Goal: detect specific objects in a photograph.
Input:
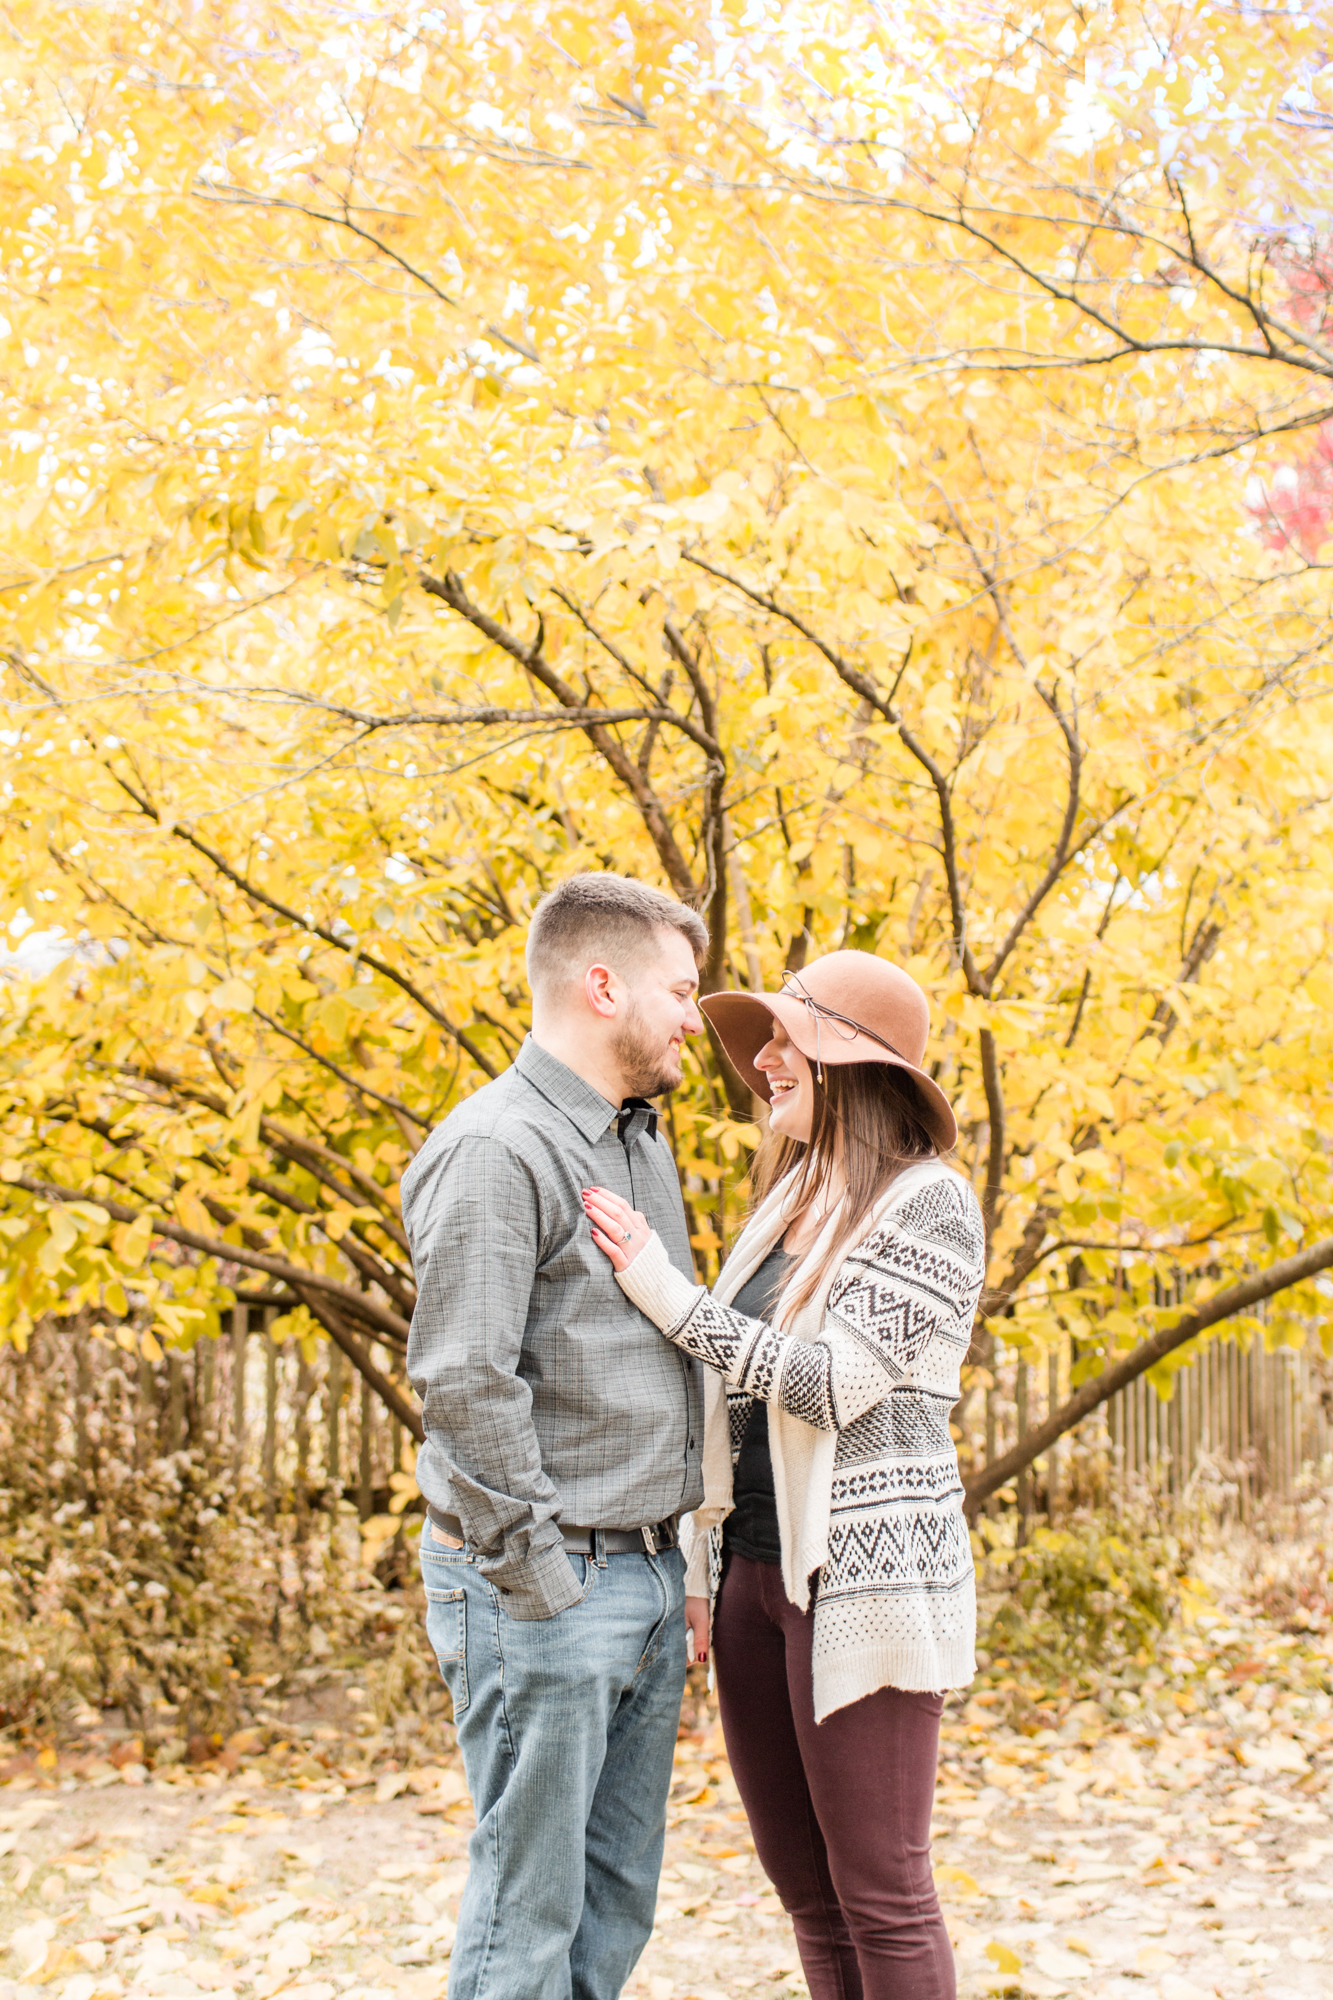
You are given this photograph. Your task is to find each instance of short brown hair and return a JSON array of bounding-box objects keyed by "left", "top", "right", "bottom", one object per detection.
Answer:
[{"left": 526, "top": 872, "right": 707, "bottom": 1002}]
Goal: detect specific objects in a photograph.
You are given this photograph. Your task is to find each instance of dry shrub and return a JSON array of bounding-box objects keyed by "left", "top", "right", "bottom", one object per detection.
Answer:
[
  {"left": 0, "top": 1332, "right": 429, "bottom": 1743},
  {"left": 980, "top": 1511, "right": 1185, "bottom": 1684}
]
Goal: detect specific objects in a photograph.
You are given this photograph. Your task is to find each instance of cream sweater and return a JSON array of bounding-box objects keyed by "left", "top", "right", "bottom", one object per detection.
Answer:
[{"left": 618, "top": 1161, "right": 985, "bottom": 1721}]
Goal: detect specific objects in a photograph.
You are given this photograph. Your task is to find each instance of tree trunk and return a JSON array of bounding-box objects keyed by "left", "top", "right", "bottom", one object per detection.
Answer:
[
  {"left": 263, "top": 1312, "right": 278, "bottom": 1526},
  {"left": 326, "top": 1340, "right": 342, "bottom": 1500},
  {"left": 231, "top": 1303, "right": 247, "bottom": 1482},
  {"left": 1046, "top": 1348, "right": 1061, "bottom": 1525},
  {"left": 137, "top": 1352, "right": 157, "bottom": 1467},
  {"left": 1015, "top": 1356, "right": 1031, "bottom": 1547},
  {"left": 166, "top": 1351, "right": 185, "bottom": 1456},
  {"left": 75, "top": 1340, "right": 91, "bottom": 1489},
  {"left": 358, "top": 1375, "right": 373, "bottom": 1522},
  {"left": 295, "top": 1347, "right": 312, "bottom": 1536},
  {"left": 984, "top": 1375, "right": 998, "bottom": 1519},
  {"left": 198, "top": 1335, "right": 216, "bottom": 1459}
]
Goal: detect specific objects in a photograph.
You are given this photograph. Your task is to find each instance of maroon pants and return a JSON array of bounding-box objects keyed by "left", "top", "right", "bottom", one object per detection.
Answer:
[{"left": 713, "top": 1553, "right": 954, "bottom": 2000}]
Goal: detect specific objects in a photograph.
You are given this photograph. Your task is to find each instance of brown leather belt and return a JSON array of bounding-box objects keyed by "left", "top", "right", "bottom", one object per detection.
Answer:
[{"left": 427, "top": 1504, "right": 678, "bottom": 1557}]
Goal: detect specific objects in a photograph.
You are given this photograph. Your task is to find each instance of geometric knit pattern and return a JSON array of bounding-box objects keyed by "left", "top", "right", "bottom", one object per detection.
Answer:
[{"left": 666, "top": 1165, "right": 986, "bottom": 1706}]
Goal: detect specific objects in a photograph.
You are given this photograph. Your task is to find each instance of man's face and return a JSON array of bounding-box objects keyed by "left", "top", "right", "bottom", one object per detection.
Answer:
[{"left": 612, "top": 930, "right": 703, "bottom": 1097}]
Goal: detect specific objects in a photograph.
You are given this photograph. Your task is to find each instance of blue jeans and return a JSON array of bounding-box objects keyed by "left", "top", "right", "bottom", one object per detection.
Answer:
[{"left": 420, "top": 1524, "right": 687, "bottom": 2000}]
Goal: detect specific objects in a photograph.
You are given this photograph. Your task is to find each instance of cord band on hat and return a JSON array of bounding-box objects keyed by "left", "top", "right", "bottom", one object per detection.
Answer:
[{"left": 779, "top": 969, "right": 910, "bottom": 1078}]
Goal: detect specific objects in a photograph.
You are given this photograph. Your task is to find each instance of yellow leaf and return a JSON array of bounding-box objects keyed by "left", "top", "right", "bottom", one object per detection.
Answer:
[
  {"left": 176, "top": 1187, "right": 212, "bottom": 1235},
  {"left": 46, "top": 1209, "right": 78, "bottom": 1253},
  {"left": 112, "top": 1217, "right": 154, "bottom": 1270},
  {"left": 934, "top": 1866, "right": 981, "bottom": 1897},
  {"left": 211, "top": 978, "right": 254, "bottom": 1014}
]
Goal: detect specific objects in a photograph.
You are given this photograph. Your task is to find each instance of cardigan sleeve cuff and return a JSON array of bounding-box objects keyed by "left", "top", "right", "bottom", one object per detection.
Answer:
[
  {"left": 615, "top": 1229, "right": 703, "bottom": 1331},
  {"left": 683, "top": 1534, "right": 712, "bottom": 1599}
]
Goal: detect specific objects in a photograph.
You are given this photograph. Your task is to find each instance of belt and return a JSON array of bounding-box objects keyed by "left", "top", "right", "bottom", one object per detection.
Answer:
[{"left": 427, "top": 1504, "right": 678, "bottom": 1557}]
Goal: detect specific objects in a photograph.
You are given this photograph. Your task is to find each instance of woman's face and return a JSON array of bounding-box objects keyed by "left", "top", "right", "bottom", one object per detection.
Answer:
[{"left": 755, "top": 1020, "right": 815, "bottom": 1143}]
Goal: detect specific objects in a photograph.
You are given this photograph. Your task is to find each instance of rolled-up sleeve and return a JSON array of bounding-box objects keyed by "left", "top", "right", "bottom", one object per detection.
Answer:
[{"left": 405, "top": 1133, "right": 582, "bottom": 1620}]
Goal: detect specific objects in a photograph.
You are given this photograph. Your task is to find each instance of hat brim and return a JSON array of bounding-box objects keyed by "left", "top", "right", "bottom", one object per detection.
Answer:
[{"left": 701, "top": 990, "right": 958, "bottom": 1153}]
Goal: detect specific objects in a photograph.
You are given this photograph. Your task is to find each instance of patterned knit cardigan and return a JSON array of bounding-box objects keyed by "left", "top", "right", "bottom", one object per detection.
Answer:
[{"left": 617, "top": 1159, "right": 986, "bottom": 1721}]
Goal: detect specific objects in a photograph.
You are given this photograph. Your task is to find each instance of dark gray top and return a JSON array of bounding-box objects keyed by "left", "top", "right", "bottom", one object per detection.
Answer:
[
  {"left": 721, "top": 1247, "right": 795, "bottom": 1566},
  {"left": 402, "top": 1036, "right": 704, "bottom": 1619}
]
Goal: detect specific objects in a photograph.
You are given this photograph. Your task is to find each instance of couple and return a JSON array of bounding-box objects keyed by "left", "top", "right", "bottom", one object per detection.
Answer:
[{"left": 402, "top": 873, "right": 986, "bottom": 2000}]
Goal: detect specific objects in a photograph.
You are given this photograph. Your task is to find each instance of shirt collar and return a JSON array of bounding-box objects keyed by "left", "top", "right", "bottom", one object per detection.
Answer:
[
  {"left": 514, "top": 1037, "right": 657, "bottom": 1146},
  {"left": 617, "top": 1098, "right": 660, "bottom": 1145}
]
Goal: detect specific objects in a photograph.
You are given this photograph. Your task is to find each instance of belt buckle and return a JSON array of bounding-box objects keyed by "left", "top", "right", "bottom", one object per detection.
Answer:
[{"left": 640, "top": 1524, "right": 657, "bottom": 1555}]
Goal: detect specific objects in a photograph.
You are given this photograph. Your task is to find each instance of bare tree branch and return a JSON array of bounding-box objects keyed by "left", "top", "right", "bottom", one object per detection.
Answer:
[
  {"left": 754, "top": 169, "right": 1333, "bottom": 385},
  {"left": 292, "top": 1285, "right": 424, "bottom": 1440},
  {"left": 937, "top": 501, "right": 1085, "bottom": 995},
  {"left": 682, "top": 551, "right": 984, "bottom": 990},
  {"left": 249, "top": 1004, "right": 428, "bottom": 1132},
  {"left": 127, "top": 1062, "right": 411, "bottom": 1253},
  {"left": 980, "top": 688, "right": 1082, "bottom": 992},
  {"left": 977, "top": 1203, "right": 1054, "bottom": 1328},
  {"left": 108, "top": 771, "right": 498, "bottom": 1078},
  {"left": 239, "top": 1168, "right": 415, "bottom": 1313},
  {"left": 14, "top": 1175, "right": 411, "bottom": 1344},
  {"left": 192, "top": 180, "right": 460, "bottom": 311},
  {"left": 964, "top": 1235, "right": 1333, "bottom": 1509},
  {"left": 662, "top": 616, "right": 729, "bottom": 996},
  {"left": 978, "top": 1027, "right": 1007, "bottom": 1247},
  {"left": 420, "top": 569, "right": 703, "bottom": 903},
  {"left": 176, "top": 686, "right": 700, "bottom": 735}
]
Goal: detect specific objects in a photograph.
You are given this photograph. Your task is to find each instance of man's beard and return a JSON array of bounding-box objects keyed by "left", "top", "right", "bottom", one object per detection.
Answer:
[{"left": 612, "top": 1000, "right": 682, "bottom": 1099}]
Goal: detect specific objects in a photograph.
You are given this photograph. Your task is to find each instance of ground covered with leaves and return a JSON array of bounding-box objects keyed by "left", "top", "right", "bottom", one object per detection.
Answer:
[{"left": 2, "top": 1524, "right": 1333, "bottom": 2000}]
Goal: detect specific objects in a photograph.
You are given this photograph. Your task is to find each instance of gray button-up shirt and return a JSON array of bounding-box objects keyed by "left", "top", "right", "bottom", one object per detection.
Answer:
[{"left": 402, "top": 1037, "right": 705, "bottom": 1619}]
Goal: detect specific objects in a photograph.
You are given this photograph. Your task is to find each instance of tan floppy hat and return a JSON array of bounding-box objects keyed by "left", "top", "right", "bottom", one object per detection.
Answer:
[{"left": 701, "top": 949, "right": 957, "bottom": 1153}]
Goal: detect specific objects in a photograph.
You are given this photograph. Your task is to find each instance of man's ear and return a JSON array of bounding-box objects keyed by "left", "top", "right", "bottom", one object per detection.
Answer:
[{"left": 584, "top": 961, "right": 621, "bottom": 1019}]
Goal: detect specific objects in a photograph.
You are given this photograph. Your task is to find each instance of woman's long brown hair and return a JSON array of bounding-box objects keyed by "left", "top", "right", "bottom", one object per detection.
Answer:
[{"left": 752, "top": 1060, "right": 939, "bottom": 1321}]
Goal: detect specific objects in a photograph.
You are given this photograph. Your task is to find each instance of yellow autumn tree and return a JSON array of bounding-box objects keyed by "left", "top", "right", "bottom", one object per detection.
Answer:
[{"left": 2, "top": 0, "right": 1333, "bottom": 1491}]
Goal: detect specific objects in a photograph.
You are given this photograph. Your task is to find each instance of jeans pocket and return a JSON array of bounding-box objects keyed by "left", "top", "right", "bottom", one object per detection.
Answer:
[
  {"left": 567, "top": 1553, "right": 599, "bottom": 1606},
  {"left": 424, "top": 1585, "right": 469, "bottom": 1716},
  {"left": 422, "top": 1543, "right": 470, "bottom": 1573},
  {"left": 493, "top": 1553, "right": 599, "bottom": 1622}
]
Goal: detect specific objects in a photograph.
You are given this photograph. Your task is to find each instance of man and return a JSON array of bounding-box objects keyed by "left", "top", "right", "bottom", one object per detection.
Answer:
[{"left": 403, "top": 872, "right": 708, "bottom": 2000}]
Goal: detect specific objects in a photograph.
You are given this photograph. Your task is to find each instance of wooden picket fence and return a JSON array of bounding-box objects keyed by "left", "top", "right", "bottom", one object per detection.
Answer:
[
  {"left": 4, "top": 1298, "right": 415, "bottom": 1524},
  {"left": 9, "top": 1304, "right": 1332, "bottom": 1534},
  {"left": 1105, "top": 1338, "right": 1333, "bottom": 1515},
  {"left": 987, "top": 1334, "right": 1333, "bottom": 1528}
]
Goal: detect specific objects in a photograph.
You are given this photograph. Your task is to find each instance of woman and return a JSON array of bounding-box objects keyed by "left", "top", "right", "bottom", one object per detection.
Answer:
[{"left": 583, "top": 950, "right": 985, "bottom": 2000}]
